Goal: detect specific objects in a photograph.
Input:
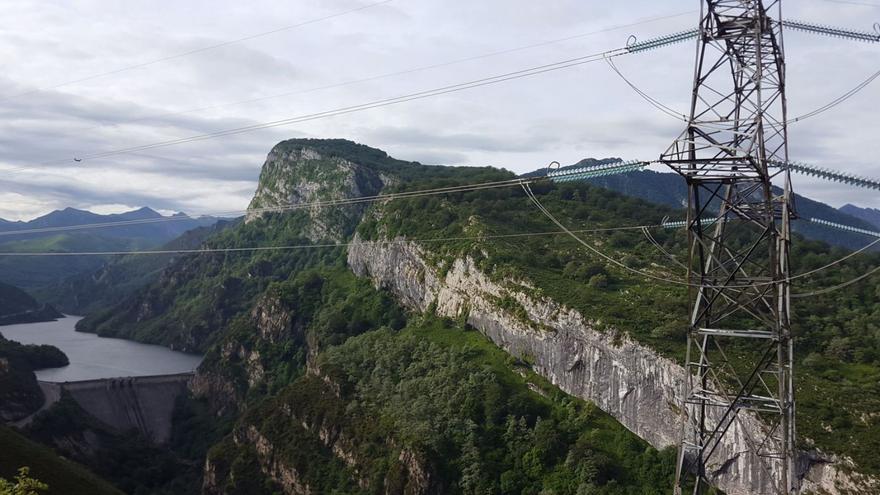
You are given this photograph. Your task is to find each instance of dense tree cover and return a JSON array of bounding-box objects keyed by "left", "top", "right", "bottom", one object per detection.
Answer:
[
  {"left": 0, "top": 283, "right": 61, "bottom": 325},
  {"left": 271, "top": 138, "right": 505, "bottom": 184},
  {"left": 315, "top": 320, "right": 678, "bottom": 494},
  {"left": 0, "top": 234, "right": 163, "bottom": 291},
  {"left": 200, "top": 266, "right": 406, "bottom": 406},
  {"left": 190, "top": 254, "right": 677, "bottom": 494},
  {"left": 0, "top": 283, "right": 42, "bottom": 316},
  {"left": 36, "top": 220, "right": 237, "bottom": 315},
  {"left": 76, "top": 211, "right": 345, "bottom": 352},
  {"left": 0, "top": 336, "right": 68, "bottom": 421},
  {"left": 0, "top": 336, "right": 67, "bottom": 370},
  {"left": 214, "top": 308, "right": 678, "bottom": 494}
]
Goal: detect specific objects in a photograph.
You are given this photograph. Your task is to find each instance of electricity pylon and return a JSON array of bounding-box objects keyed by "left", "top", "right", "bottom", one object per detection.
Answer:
[{"left": 660, "top": 1, "right": 796, "bottom": 494}]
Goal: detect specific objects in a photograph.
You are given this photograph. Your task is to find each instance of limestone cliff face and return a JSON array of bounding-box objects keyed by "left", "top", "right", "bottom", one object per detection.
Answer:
[
  {"left": 247, "top": 142, "right": 389, "bottom": 241},
  {"left": 347, "top": 235, "right": 877, "bottom": 495}
]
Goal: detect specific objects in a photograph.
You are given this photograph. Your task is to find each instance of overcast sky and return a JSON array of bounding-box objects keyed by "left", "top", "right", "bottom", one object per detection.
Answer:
[{"left": 0, "top": 0, "right": 878, "bottom": 220}]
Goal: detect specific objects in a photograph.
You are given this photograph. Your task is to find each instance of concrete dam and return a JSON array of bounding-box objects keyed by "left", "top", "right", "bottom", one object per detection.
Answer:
[{"left": 38, "top": 373, "right": 193, "bottom": 444}]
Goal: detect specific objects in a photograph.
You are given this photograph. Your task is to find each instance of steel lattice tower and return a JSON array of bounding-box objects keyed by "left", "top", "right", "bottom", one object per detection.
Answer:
[{"left": 660, "top": 1, "right": 796, "bottom": 493}]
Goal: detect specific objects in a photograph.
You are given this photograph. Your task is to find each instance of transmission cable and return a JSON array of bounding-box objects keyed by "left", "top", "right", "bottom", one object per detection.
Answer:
[
  {"left": 0, "top": 0, "right": 396, "bottom": 102},
  {"left": 604, "top": 56, "right": 880, "bottom": 125},
  {"left": 26, "top": 49, "right": 629, "bottom": 168},
  {"left": 604, "top": 55, "right": 687, "bottom": 121},
  {"left": 74, "top": 10, "right": 696, "bottom": 135},
  {"left": 792, "top": 264, "right": 880, "bottom": 297},
  {"left": 3, "top": 169, "right": 876, "bottom": 290},
  {"left": 787, "top": 68, "right": 880, "bottom": 123},
  {"left": 522, "top": 182, "right": 880, "bottom": 289},
  {"left": 522, "top": 181, "right": 700, "bottom": 287},
  {"left": 0, "top": 224, "right": 660, "bottom": 257},
  {"left": 642, "top": 226, "right": 689, "bottom": 270},
  {"left": 0, "top": 177, "right": 533, "bottom": 237}
]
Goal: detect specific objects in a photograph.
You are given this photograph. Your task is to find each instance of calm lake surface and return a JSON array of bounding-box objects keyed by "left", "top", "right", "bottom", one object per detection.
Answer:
[{"left": 0, "top": 316, "right": 202, "bottom": 382}]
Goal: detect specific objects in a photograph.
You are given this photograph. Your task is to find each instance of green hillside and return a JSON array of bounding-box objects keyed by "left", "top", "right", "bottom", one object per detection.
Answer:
[
  {"left": 0, "top": 426, "right": 122, "bottom": 495},
  {"left": 48, "top": 139, "right": 880, "bottom": 492},
  {"left": 36, "top": 219, "right": 238, "bottom": 315},
  {"left": 0, "top": 207, "right": 223, "bottom": 291},
  {"left": 0, "top": 233, "right": 145, "bottom": 290},
  {"left": 0, "top": 282, "right": 61, "bottom": 326}
]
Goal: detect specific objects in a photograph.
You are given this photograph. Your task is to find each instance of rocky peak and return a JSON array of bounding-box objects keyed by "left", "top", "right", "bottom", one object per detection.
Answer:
[{"left": 246, "top": 139, "right": 389, "bottom": 241}]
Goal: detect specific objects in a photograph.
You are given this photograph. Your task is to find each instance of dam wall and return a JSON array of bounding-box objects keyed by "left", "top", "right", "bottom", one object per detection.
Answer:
[{"left": 42, "top": 373, "right": 192, "bottom": 443}]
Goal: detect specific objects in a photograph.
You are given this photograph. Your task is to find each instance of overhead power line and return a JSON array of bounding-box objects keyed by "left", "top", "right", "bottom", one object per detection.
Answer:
[
  {"left": 0, "top": 177, "right": 533, "bottom": 237},
  {"left": 0, "top": 224, "right": 659, "bottom": 257},
  {"left": 74, "top": 10, "right": 696, "bottom": 134},
  {"left": 27, "top": 48, "right": 633, "bottom": 168},
  {"left": 525, "top": 181, "right": 880, "bottom": 290},
  {"left": 6, "top": 156, "right": 877, "bottom": 239},
  {"left": 792, "top": 265, "right": 880, "bottom": 297},
  {"left": 1, "top": 171, "right": 876, "bottom": 295},
  {"left": 547, "top": 157, "right": 880, "bottom": 192},
  {"left": 821, "top": 0, "right": 880, "bottom": 6},
  {"left": 807, "top": 217, "right": 880, "bottom": 237},
  {"left": 11, "top": 25, "right": 708, "bottom": 173},
  {"left": 523, "top": 181, "right": 764, "bottom": 289},
  {"left": 635, "top": 19, "right": 880, "bottom": 44},
  {"left": 547, "top": 159, "right": 652, "bottom": 182},
  {"left": 0, "top": 0, "right": 396, "bottom": 102},
  {"left": 606, "top": 57, "right": 880, "bottom": 125}
]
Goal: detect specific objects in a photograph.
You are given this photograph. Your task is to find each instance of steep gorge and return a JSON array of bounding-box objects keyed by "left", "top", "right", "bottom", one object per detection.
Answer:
[{"left": 44, "top": 138, "right": 880, "bottom": 494}]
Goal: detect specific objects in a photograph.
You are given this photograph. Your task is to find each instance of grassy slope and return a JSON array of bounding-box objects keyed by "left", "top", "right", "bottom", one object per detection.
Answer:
[{"left": 0, "top": 426, "right": 122, "bottom": 495}]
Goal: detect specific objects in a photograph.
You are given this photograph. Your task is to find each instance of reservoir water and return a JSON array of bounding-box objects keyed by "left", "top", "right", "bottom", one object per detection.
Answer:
[{"left": 0, "top": 316, "right": 203, "bottom": 382}]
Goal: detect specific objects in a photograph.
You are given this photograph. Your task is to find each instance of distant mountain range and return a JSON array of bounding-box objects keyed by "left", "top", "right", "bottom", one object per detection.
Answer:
[
  {"left": 840, "top": 204, "right": 880, "bottom": 231},
  {"left": 0, "top": 207, "right": 229, "bottom": 289},
  {"left": 0, "top": 206, "right": 223, "bottom": 241}
]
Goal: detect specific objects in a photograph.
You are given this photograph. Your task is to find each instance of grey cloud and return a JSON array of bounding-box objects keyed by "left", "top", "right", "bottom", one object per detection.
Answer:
[
  {"left": 361, "top": 126, "right": 562, "bottom": 153},
  {"left": 0, "top": 0, "right": 877, "bottom": 221}
]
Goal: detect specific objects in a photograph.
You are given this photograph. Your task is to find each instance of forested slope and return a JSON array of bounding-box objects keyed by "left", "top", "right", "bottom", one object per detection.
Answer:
[{"left": 48, "top": 138, "right": 880, "bottom": 494}]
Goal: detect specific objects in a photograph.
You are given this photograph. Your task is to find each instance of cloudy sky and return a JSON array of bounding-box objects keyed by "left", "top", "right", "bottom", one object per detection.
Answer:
[{"left": 0, "top": 0, "right": 877, "bottom": 220}]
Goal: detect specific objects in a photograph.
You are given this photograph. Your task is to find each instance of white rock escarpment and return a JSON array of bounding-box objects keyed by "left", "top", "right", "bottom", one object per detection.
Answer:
[
  {"left": 347, "top": 235, "right": 876, "bottom": 495},
  {"left": 246, "top": 145, "right": 387, "bottom": 241}
]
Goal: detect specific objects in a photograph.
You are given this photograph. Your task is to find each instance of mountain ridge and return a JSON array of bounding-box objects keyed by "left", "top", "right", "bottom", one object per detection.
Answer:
[
  {"left": 26, "top": 138, "right": 880, "bottom": 494},
  {"left": 840, "top": 203, "right": 880, "bottom": 230},
  {"left": 0, "top": 282, "right": 62, "bottom": 326},
  {"left": 0, "top": 206, "right": 223, "bottom": 239},
  {"left": 0, "top": 207, "right": 228, "bottom": 290}
]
